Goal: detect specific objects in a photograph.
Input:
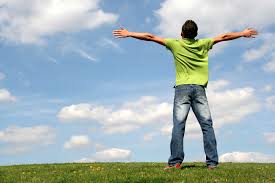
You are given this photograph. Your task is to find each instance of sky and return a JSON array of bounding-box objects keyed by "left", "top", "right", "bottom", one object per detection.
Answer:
[{"left": 0, "top": 0, "right": 275, "bottom": 165}]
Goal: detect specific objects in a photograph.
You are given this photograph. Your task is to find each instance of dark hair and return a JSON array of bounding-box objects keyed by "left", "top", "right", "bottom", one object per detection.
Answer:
[{"left": 181, "top": 20, "right": 198, "bottom": 39}]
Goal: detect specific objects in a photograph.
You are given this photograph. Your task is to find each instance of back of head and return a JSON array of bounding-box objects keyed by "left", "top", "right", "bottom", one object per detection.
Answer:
[{"left": 181, "top": 20, "right": 198, "bottom": 39}]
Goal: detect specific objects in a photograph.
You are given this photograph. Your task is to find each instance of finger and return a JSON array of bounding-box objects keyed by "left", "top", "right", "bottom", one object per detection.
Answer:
[
  {"left": 249, "top": 34, "right": 257, "bottom": 38},
  {"left": 112, "top": 32, "right": 120, "bottom": 35},
  {"left": 113, "top": 33, "right": 124, "bottom": 36},
  {"left": 249, "top": 31, "right": 258, "bottom": 35},
  {"left": 113, "top": 31, "right": 122, "bottom": 35},
  {"left": 250, "top": 29, "right": 258, "bottom": 33},
  {"left": 112, "top": 32, "right": 123, "bottom": 36},
  {"left": 114, "top": 36, "right": 125, "bottom": 38},
  {"left": 113, "top": 34, "right": 122, "bottom": 37}
]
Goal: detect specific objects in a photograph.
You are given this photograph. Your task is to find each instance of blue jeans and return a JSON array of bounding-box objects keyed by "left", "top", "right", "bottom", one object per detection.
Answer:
[{"left": 168, "top": 84, "right": 218, "bottom": 166}]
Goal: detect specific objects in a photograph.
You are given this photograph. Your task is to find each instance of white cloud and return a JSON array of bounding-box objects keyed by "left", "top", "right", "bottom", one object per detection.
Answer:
[
  {"left": 64, "top": 135, "right": 90, "bottom": 149},
  {"left": 266, "top": 96, "right": 275, "bottom": 111},
  {"left": 161, "top": 80, "right": 261, "bottom": 138},
  {"left": 103, "top": 125, "right": 140, "bottom": 135},
  {"left": 0, "top": 125, "right": 56, "bottom": 155},
  {"left": 58, "top": 103, "right": 111, "bottom": 122},
  {"left": 160, "top": 119, "right": 202, "bottom": 140},
  {"left": 143, "top": 132, "right": 158, "bottom": 142},
  {"left": 0, "top": 146, "right": 31, "bottom": 155},
  {"left": 207, "top": 81, "right": 261, "bottom": 128},
  {"left": 47, "top": 57, "right": 58, "bottom": 64},
  {"left": 242, "top": 33, "right": 275, "bottom": 62},
  {"left": 242, "top": 44, "right": 270, "bottom": 62},
  {"left": 207, "top": 80, "right": 230, "bottom": 91},
  {"left": 0, "top": 88, "right": 16, "bottom": 102},
  {"left": 263, "top": 84, "right": 272, "bottom": 92},
  {"left": 0, "top": 72, "right": 6, "bottom": 80},
  {"left": 0, "top": 125, "right": 55, "bottom": 144},
  {"left": 98, "top": 38, "right": 124, "bottom": 52},
  {"left": 0, "top": 0, "right": 118, "bottom": 44},
  {"left": 263, "top": 54, "right": 275, "bottom": 73},
  {"left": 75, "top": 49, "right": 97, "bottom": 62},
  {"left": 58, "top": 80, "right": 260, "bottom": 138},
  {"left": 220, "top": 152, "right": 275, "bottom": 163},
  {"left": 60, "top": 42, "right": 98, "bottom": 63},
  {"left": 264, "top": 132, "right": 275, "bottom": 145},
  {"left": 160, "top": 124, "right": 172, "bottom": 136},
  {"left": 58, "top": 96, "right": 172, "bottom": 134},
  {"left": 77, "top": 148, "right": 132, "bottom": 162},
  {"left": 242, "top": 33, "right": 275, "bottom": 73},
  {"left": 155, "top": 0, "right": 275, "bottom": 37},
  {"left": 94, "top": 143, "right": 106, "bottom": 152}
]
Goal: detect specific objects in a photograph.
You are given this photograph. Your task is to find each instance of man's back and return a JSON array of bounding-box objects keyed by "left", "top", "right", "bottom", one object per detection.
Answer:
[{"left": 164, "top": 38, "right": 214, "bottom": 87}]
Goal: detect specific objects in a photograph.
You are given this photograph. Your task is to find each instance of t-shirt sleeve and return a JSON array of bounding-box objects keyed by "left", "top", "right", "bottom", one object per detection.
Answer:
[
  {"left": 164, "top": 38, "right": 176, "bottom": 51},
  {"left": 202, "top": 38, "right": 214, "bottom": 51}
]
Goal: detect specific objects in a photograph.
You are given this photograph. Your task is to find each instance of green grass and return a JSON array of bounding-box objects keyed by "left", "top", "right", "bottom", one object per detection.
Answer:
[{"left": 0, "top": 162, "right": 274, "bottom": 183}]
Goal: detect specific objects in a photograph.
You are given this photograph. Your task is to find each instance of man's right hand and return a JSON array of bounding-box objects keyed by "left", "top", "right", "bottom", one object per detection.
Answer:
[
  {"left": 113, "top": 27, "right": 131, "bottom": 38},
  {"left": 112, "top": 27, "right": 165, "bottom": 46},
  {"left": 242, "top": 28, "right": 258, "bottom": 38}
]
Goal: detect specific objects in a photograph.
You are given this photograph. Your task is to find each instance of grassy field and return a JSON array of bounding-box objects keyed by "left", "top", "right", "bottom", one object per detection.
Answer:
[{"left": 0, "top": 162, "right": 274, "bottom": 183}]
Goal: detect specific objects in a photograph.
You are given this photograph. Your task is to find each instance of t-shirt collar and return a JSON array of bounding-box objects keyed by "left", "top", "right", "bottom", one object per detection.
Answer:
[{"left": 182, "top": 38, "right": 196, "bottom": 42}]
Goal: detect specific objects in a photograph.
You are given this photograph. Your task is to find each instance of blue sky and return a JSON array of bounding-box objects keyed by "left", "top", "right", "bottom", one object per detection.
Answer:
[{"left": 0, "top": 0, "right": 275, "bottom": 165}]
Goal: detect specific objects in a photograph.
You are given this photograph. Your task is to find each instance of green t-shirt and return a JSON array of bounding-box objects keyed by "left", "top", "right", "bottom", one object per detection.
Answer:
[{"left": 164, "top": 38, "right": 214, "bottom": 87}]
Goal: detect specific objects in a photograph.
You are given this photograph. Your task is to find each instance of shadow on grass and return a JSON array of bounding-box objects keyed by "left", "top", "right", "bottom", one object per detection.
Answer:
[{"left": 181, "top": 164, "right": 206, "bottom": 170}]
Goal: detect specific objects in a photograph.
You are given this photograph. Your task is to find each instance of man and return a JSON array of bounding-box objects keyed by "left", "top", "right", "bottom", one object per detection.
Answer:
[{"left": 113, "top": 20, "right": 258, "bottom": 170}]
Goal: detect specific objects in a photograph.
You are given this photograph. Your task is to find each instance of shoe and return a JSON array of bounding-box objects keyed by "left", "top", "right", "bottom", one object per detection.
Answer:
[
  {"left": 164, "top": 163, "right": 182, "bottom": 170},
  {"left": 207, "top": 165, "right": 217, "bottom": 170}
]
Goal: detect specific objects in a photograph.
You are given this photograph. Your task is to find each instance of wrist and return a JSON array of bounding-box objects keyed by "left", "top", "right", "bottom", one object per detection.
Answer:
[
  {"left": 127, "top": 32, "right": 133, "bottom": 37},
  {"left": 240, "top": 31, "right": 247, "bottom": 37}
]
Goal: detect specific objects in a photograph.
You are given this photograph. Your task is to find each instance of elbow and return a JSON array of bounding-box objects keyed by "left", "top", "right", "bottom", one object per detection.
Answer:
[
  {"left": 221, "top": 34, "right": 230, "bottom": 40},
  {"left": 145, "top": 33, "right": 155, "bottom": 40}
]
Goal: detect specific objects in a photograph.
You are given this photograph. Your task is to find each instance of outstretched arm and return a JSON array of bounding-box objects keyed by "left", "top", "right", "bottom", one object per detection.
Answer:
[
  {"left": 112, "top": 28, "right": 165, "bottom": 46},
  {"left": 213, "top": 28, "right": 258, "bottom": 44}
]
